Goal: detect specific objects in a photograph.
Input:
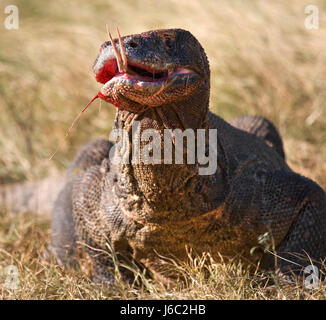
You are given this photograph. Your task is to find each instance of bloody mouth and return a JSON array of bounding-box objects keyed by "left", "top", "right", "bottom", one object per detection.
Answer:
[{"left": 96, "top": 58, "right": 170, "bottom": 84}]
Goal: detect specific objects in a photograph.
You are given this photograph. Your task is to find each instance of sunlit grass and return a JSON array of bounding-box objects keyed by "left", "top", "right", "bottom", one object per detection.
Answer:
[
  {"left": 1, "top": 211, "right": 326, "bottom": 299},
  {"left": 0, "top": 0, "right": 326, "bottom": 299}
]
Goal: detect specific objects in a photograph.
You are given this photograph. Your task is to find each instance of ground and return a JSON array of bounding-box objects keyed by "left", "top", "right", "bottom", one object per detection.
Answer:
[{"left": 0, "top": 0, "right": 326, "bottom": 299}]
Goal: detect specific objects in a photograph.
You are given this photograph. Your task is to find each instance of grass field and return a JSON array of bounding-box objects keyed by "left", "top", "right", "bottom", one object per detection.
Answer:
[{"left": 1, "top": 0, "right": 326, "bottom": 299}]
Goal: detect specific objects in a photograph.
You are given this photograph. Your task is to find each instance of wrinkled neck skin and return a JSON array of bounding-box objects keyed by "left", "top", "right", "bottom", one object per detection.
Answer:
[{"left": 110, "top": 84, "right": 223, "bottom": 223}]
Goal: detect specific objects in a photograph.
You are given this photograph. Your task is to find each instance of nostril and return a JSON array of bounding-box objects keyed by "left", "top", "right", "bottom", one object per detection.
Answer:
[{"left": 128, "top": 40, "right": 138, "bottom": 48}]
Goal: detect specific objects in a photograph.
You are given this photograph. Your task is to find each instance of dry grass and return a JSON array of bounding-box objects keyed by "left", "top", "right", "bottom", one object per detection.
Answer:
[
  {"left": 2, "top": 210, "right": 326, "bottom": 300},
  {"left": 0, "top": 0, "right": 326, "bottom": 299}
]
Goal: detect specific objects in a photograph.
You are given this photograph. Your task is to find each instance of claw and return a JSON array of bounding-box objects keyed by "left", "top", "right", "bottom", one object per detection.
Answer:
[
  {"left": 106, "top": 24, "right": 124, "bottom": 73},
  {"left": 116, "top": 26, "right": 128, "bottom": 72}
]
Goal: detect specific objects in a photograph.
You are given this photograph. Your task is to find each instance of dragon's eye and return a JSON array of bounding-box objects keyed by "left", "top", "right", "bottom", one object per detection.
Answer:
[{"left": 128, "top": 40, "right": 138, "bottom": 48}]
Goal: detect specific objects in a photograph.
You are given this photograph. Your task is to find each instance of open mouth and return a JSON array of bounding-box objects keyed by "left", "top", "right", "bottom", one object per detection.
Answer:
[
  {"left": 95, "top": 56, "right": 196, "bottom": 88},
  {"left": 95, "top": 59, "right": 171, "bottom": 84},
  {"left": 95, "top": 27, "right": 194, "bottom": 87},
  {"left": 127, "top": 63, "right": 169, "bottom": 80},
  {"left": 93, "top": 28, "right": 201, "bottom": 110}
]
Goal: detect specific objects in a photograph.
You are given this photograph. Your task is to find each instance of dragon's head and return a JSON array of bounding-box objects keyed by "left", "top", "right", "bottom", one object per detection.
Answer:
[{"left": 93, "top": 28, "right": 210, "bottom": 112}]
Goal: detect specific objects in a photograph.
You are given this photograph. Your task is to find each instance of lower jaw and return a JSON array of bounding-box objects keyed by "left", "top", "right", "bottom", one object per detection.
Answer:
[{"left": 98, "top": 91, "right": 137, "bottom": 111}]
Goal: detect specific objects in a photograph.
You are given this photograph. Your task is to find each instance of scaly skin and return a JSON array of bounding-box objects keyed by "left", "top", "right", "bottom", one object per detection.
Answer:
[{"left": 49, "top": 28, "right": 326, "bottom": 284}]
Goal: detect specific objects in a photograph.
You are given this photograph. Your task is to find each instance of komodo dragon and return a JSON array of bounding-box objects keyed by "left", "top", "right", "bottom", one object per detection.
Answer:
[{"left": 2, "top": 28, "right": 326, "bottom": 284}]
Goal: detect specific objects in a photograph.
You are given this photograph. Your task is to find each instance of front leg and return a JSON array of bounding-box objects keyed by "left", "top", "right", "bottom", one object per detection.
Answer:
[
  {"left": 51, "top": 139, "right": 113, "bottom": 266},
  {"left": 227, "top": 170, "right": 326, "bottom": 278},
  {"left": 72, "top": 157, "right": 137, "bottom": 285},
  {"left": 261, "top": 175, "right": 326, "bottom": 278}
]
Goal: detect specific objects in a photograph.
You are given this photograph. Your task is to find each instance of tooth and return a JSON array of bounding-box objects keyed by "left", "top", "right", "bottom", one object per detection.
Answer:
[
  {"left": 106, "top": 24, "right": 123, "bottom": 73},
  {"left": 116, "top": 26, "right": 128, "bottom": 73}
]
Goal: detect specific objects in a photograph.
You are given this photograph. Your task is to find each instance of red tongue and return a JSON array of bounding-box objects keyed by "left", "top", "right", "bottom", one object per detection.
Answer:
[{"left": 96, "top": 59, "right": 118, "bottom": 84}]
